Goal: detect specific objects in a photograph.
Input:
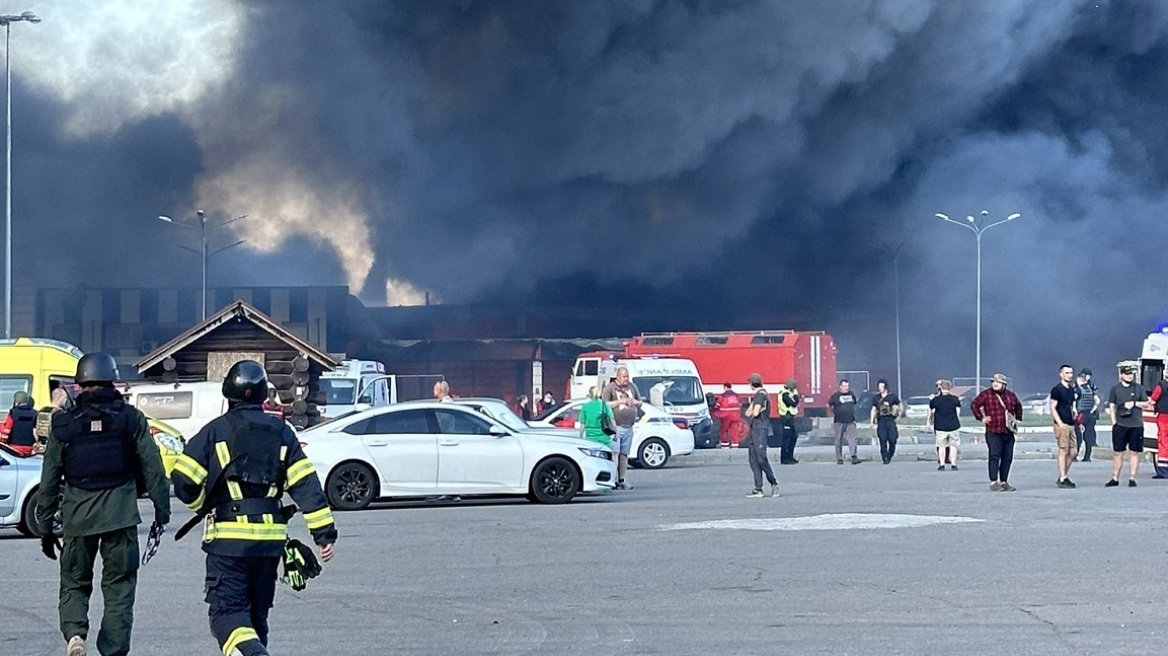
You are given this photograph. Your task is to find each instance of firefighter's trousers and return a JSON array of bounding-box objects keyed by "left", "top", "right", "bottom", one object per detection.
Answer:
[{"left": 205, "top": 552, "right": 280, "bottom": 656}]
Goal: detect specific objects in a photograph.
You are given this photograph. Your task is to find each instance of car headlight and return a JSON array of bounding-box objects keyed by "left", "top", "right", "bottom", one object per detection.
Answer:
[{"left": 579, "top": 447, "right": 612, "bottom": 460}]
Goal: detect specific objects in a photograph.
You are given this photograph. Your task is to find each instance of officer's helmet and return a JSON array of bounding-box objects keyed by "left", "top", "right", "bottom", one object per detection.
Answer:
[
  {"left": 223, "top": 360, "right": 269, "bottom": 403},
  {"left": 75, "top": 353, "right": 120, "bottom": 386}
]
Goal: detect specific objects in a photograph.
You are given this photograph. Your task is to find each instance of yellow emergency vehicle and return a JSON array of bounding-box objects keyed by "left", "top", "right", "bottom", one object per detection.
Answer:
[{"left": 0, "top": 337, "right": 184, "bottom": 473}]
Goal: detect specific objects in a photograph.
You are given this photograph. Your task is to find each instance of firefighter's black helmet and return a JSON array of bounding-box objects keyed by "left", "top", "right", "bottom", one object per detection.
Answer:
[
  {"left": 75, "top": 353, "right": 120, "bottom": 386},
  {"left": 222, "top": 360, "right": 269, "bottom": 403}
]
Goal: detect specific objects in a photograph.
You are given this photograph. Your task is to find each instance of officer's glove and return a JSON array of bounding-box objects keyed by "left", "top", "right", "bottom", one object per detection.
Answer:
[
  {"left": 41, "top": 535, "right": 62, "bottom": 561},
  {"left": 282, "top": 539, "right": 322, "bottom": 591}
]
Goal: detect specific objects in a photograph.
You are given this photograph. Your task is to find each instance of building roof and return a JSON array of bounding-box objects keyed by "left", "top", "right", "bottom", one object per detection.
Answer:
[{"left": 135, "top": 300, "right": 339, "bottom": 373}]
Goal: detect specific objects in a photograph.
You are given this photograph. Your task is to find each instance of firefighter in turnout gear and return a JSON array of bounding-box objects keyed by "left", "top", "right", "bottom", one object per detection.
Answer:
[
  {"left": 171, "top": 360, "right": 337, "bottom": 656},
  {"left": 36, "top": 353, "right": 172, "bottom": 656}
]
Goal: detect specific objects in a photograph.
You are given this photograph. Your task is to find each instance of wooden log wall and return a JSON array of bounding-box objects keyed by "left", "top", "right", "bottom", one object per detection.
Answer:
[{"left": 142, "top": 320, "right": 335, "bottom": 428}]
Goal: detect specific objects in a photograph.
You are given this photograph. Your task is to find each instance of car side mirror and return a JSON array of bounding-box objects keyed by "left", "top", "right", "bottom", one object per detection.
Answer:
[
  {"left": 489, "top": 426, "right": 509, "bottom": 437},
  {"left": 358, "top": 395, "right": 372, "bottom": 404}
]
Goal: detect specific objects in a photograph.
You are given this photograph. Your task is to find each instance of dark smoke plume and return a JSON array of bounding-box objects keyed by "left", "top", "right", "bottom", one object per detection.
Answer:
[{"left": 9, "top": 0, "right": 1168, "bottom": 393}]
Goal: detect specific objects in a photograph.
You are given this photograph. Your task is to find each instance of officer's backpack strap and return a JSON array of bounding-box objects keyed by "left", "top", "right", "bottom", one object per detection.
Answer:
[{"left": 213, "top": 497, "right": 283, "bottom": 522}]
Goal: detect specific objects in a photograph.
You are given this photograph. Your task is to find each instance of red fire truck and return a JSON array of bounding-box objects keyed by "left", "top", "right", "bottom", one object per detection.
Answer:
[{"left": 623, "top": 331, "right": 836, "bottom": 417}]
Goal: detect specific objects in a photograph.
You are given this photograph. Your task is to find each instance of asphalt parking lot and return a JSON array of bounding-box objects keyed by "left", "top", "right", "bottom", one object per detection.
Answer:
[{"left": 4, "top": 457, "right": 1168, "bottom": 656}]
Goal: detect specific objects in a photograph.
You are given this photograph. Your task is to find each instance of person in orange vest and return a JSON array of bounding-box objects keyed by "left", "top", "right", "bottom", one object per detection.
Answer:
[{"left": 716, "top": 383, "right": 743, "bottom": 448}]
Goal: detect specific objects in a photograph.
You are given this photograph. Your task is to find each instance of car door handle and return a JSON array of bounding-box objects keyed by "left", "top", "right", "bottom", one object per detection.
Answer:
[
  {"left": 366, "top": 439, "right": 388, "bottom": 447},
  {"left": 439, "top": 440, "right": 459, "bottom": 447}
]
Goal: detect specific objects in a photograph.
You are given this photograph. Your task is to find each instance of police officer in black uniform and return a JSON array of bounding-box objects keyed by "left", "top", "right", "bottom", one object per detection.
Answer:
[
  {"left": 36, "top": 353, "right": 171, "bottom": 656},
  {"left": 172, "top": 360, "right": 337, "bottom": 656},
  {"left": 3, "top": 390, "right": 37, "bottom": 454}
]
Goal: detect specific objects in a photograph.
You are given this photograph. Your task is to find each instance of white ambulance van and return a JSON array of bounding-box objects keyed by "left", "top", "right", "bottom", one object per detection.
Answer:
[{"left": 594, "top": 357, "right": 712, "bottom": 432}]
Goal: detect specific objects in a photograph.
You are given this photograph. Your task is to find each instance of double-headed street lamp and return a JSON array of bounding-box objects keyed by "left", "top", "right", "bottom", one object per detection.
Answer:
[
  {"left": 935, "top": 210, "right": 1022, "bottom": 390},
  {"left": 158, "top": 210, "right": 248, "bottom": 321},
  {"left": 2, "top": 10, "right": 40, "bottom": 339}
]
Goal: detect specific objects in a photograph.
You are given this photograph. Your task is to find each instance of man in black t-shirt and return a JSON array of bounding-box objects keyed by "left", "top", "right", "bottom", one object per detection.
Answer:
[
  {"left": 743, "top": 374, "right": 778, "bottom": 498},
  {"left": 928, "top": 380, "right": 962, "bottom": 471},
  {"left": 828, "top": 379, "right": 860, "bottom": 465},
  {"left": 1050, "top": 364, "right": 1082, "bottom": 488},
  {"left": 868, "top": 379, "right": 901, "bottom": 464}
]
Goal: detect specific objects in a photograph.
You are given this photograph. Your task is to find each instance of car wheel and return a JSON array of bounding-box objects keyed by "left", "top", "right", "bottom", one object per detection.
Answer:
[
  {"left": 529, "top": 457, "right": 581, "bottom": 504},
  {"left": 636, "top": 437, "right": 670, "bottom": 469},
  {"left": 325, "top": 461, "right": 378, "bottom": 511},
  {"left": 19, "top": 491, "right": 62, "bottom": 538}
]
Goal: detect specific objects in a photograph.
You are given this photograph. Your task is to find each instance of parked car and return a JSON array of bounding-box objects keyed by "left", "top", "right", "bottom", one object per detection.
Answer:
[
  {"left": 902, "top": 396, "right": 932, "bottom": 419},
  {"left": 530, "top": 399, "right": 695, "bottom": 469},
  {"left": 449, "top": 397, "right": 577, "bottom": 438},
  {"left": 1021, "top": 393, "right": 1050, "bottom": 416},
  {"left": 299, "top": 402, "right": 617, "bottom": 510},
  {"left": 0, "top": 444, "right": 60, "bottom": 537}
]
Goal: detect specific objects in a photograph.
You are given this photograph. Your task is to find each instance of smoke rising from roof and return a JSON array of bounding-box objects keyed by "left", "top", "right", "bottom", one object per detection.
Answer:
[{"left": 8, "top": 0, "right": 1168, "bottom": 391}]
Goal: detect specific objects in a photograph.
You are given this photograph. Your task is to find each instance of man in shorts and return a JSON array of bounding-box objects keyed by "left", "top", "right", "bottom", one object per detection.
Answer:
[
  {"left": 1050, "top": 364, "right": 1081, "bottom": 488},
  {"left": 1106, "top": 365, "right": 1150, "bottom": 487},
  {"left": 928, "top": 379, "right": 962, "bottom": 470},
  {"left": 602, "top": 366, "right": 642, "bottom": 490}
]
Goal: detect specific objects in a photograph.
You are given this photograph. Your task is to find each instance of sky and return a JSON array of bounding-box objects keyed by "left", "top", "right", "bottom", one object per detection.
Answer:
[{"left": 3, "top": 0, "right": 1167, "bottom": 394}]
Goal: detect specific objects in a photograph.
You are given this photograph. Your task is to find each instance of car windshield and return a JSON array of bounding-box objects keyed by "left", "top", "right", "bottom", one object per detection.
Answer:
[
  {"left": 633, "top": 376, "right": 704, "bottom": 406},
  {"left": 300, "top": 409, "right": 365, "bottom": 431},
  {"left": 533, "top": 403, "right": 568, "bottom": 422},
  {"left": 320, "top": 378, "right": 358, "bottom": 405},
  {"left": 472, "top": 402, "right": 529, "bottom": 432}
]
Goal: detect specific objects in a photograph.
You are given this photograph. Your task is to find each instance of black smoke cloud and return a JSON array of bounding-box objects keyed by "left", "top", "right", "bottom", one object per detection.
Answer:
[{"left": 12, "top": 0, "right": 1168, "bottom": 393}]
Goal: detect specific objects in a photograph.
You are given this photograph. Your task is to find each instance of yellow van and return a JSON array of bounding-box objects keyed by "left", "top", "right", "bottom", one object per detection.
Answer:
[{"left": 0, "top": 337, "right": 184, "bottom": 474}]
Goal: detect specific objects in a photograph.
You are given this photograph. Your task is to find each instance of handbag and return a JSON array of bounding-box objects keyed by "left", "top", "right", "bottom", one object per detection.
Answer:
[
  {"left": 996, "top": 394, "right": 1020, "bottom": 434},
  {"left": 598, "top": 405, "right": 616, "bottom": 436}
]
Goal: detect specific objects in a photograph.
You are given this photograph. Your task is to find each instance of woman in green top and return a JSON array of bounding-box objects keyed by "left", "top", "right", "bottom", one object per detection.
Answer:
[{"left": 577, "top": 386, "right": 614, "bottom": 446}]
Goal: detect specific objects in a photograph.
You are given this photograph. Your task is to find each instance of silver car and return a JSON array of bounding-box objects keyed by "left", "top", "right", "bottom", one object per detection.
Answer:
[{"left": 0, "top": 445, "right": 51, "bottom": 536}]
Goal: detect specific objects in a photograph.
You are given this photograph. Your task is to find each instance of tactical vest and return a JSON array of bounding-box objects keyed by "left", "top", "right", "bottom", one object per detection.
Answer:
[
  {"left": 776, "top": 390, "right": 797, "bottom": 417},
  {"left": 7, "top": 406, "right": 36, "bottom": 446},
  {"left": 1076, "top": 384, "right": 1095, "bottom": 413},
  {"left": 210, "top": 412, "right": 287, "bottom": 524},
  {"left": 1157, "top": 382, "right": 1168, "bottom": 414},
  {"left": 53, "top": 403, "right": 136, "bottom": 491}
]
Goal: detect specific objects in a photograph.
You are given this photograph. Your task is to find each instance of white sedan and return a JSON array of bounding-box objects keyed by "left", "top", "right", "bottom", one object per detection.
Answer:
[
  {"left": 299, "top": 402, "right": 617, "bottom": 510},
  {"left": 531, "top": 399, "right": 695, "bottom": 469}
]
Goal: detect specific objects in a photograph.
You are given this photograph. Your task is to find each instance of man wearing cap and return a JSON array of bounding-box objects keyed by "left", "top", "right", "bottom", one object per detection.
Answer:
[
  {"left": 743, "top": 373, "right": 778, "bottom": 498},
  {"left": 1050, "top": 364, "right": 1082, "bottom": 488},
  {"left": 1106, "top": 365, "right": 1150, "bottom": 487},
  {"left": 971, "top": 373, "right": 1024, "bottom": 491},
  {"left": 1074, "top": 369, "right": 1100, "bottom": 462},
  {"left": 777, "top": 379, "right": 800, "bottom": 464}
]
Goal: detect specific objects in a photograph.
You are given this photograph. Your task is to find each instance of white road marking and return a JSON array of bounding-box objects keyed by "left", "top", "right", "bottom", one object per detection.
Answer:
[{"left": 659, "top": 513, "right": 983, "bottom": 531}]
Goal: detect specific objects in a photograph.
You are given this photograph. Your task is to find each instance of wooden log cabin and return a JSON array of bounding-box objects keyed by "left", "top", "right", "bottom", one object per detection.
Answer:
[{"left": 135, "top": 300, "right": 339, "bottom": 428}]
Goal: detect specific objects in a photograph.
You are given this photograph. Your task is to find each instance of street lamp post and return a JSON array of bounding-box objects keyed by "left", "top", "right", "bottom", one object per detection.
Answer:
[
  {"left": 158, "top": 210, "right": 247, "bottom": 321},
  {"left": 934, "top": 210, "right": 1022, "bottom": 391},
  {"left": 893, "top": 243, "right": 903, "bottom": 396},
  {"left": 1, "top": 10, "right": 40, "bottom": 339}
]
